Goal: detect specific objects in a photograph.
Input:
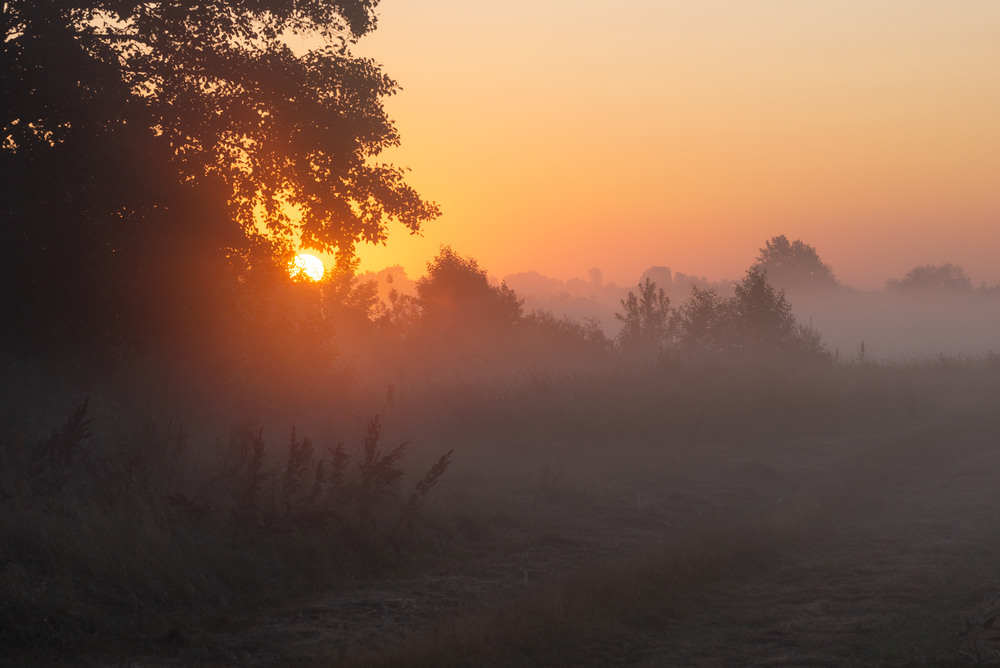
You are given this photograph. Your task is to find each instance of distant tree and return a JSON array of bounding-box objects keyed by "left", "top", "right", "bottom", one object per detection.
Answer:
[
  {"left": 730, "top": 266, "right": 799, "bottom": 356},
  {"left": 374, "top": 273, "right": 421, "bottom": 337},
  {"left": 674, "top": 268, "right": 827, "bottom": 362},
  {"left": 615, "top": 278, "right": 674, "bottom": 356},
  {"left": 639, "top": 266, "right": 673, "bottom": 292},
  {"left": 522, "top": 309, "right": 612, "bottom": 360},
  {"left": 416, "top": 247, "right": 523, "bottom": 334},
  {"left": 886, "top": 263, "right": 973, "bottom": 293},
  {"left": 321, "top": 256, "right": 383, "bottom": 338},
  {"left": 753, "top": 235, "right": 838, "bottom": 289},
  {"left": 675, "top": 286, "right": 731, "bottom": 360}
]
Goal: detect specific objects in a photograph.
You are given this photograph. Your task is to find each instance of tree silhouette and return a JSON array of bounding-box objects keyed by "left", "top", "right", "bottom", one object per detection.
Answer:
[
  {"left": 730, "top": 266, "right": 799, "bottom": 356},
  {"left": 674, "top": 267, "right": 826, "bottom": 362},
  {"left": 753, "top": 235, "right": 838, "bottom": 289},
  {"left": 416, "top": 247, "right": 523, "bottom": 335},
  {"left": 615, "top": 278, "right": 673, "bottom": 356},
  {"left": 1, "top": 1, "right": 437, "bottom": 360},
  {"left": 320, "top": 255, "right": 383, "bottom": 341},
  {"left": 3, "top": 1, "right": 437, "bottom": 253},
  {"left": 675, "top": 286, "right": 730, "bottom": 360},
  {"left": 886, "top": 263, "right": 973, "bottom": 293}
]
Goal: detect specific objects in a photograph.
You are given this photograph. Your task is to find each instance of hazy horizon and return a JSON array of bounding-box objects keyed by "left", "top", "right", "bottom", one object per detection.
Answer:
[{"left": 357, "top": 251, "right": 998, "bottom": 294}]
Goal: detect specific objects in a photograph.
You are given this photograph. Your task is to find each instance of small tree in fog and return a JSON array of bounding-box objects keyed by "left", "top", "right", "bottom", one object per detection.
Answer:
[
  {"left": 615, "top": 278, "right": 675, "bottom": 356},
  {"left": 675, "top": 268, "right": 827, "bottom": 362},
  {"left": 522, "top": 309, "right": 613, "bottom": 363},
  {"left": 376, "top": 273, "right": 422, "bottom": 336},
  {"left": 675, "top": 286, "right": 731, "bottom": 360},
  {"left": 753, "top": 235, "right": 838, "bottom": 289},
  {"left": 321, "top": 255, "right": 384, "bottom": 335},
  {"left": 416, "top": 247, "right": 523, "bottom": 334},
  {"left": 731, "top": 267, "right": 798, "bottom": 356},
  {"left": 886, "top": 263, "right": 973, "bottom": 293}
]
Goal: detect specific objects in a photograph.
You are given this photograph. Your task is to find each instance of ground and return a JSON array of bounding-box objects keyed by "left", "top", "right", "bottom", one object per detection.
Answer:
[{"left": 120, "top": 407, "right": 1000, "bottom": 667}]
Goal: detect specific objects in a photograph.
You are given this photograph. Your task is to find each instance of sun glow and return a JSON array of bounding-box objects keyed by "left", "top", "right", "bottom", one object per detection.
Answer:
[{"left": 290, "top": 253, "right": 325, "bottom": 281}]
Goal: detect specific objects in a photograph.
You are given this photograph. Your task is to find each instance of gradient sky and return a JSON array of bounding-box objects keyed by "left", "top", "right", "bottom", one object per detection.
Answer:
[{"left": 348, "top": 1, "right": 1000, "bottom": 289}]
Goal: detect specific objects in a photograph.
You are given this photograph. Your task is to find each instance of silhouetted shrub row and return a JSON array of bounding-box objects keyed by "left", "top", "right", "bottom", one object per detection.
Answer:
[{"left": 616, "top": 266, "right": 828, "bottom": 363}]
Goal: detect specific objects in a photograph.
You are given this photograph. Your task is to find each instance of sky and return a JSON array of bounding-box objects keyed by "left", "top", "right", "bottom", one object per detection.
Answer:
[{"left": 347, "top": 1, "right": 1000, "bottom": 289}]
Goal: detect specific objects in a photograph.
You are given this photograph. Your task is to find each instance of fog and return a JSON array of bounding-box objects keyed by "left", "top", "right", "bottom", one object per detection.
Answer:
[
  {"left": 6, "top": 244, "right": 1000, "bottom": 665},
  {"left": 7, "top": 0, "right": 998, "bottom": 659},
  {"left": 789, "top": 288, "right": 1000, "bottom": 360}
]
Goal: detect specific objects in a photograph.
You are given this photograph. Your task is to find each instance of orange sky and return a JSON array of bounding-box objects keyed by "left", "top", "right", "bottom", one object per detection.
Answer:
[{"left": 345, "top": 1, "right": 1000, "bottom": 289}]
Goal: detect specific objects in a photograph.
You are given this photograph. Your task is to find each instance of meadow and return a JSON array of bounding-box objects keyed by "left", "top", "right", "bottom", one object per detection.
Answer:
[{"left": 4, "top": 349, "right": 1000, "bottom": 666}]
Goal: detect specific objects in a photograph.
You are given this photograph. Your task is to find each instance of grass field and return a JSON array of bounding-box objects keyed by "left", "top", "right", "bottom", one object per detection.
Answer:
[{"left": 3, "top": 356, "right": 1000, "bottom": 666}]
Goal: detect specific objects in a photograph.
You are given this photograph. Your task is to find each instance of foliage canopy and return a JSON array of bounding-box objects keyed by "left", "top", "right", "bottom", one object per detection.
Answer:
[
  {"left": 2, "top": 0, "right": 438, "bottom": 253},
  {"left": 625, "top": 267, "right": 828, "bottom": 363},
  {"left": 753, "top": 235, "right": 838, "bottom": 289},
  {"left": 886, "top": 263, "right": 973, "bottom": 293},
  {"left": 615, "top": 278, "right": 673, "bottom": 356},
  {"left": 1, "top": 0, "right": 437, "bottom": 359},
  {"left": 416, "top": 247, "right": 523, "bottom": 332}
]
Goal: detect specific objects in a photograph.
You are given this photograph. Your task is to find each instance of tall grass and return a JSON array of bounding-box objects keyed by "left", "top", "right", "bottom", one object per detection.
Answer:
[{"left": 0, "top": 400, "right": 451, "bottom": 659}]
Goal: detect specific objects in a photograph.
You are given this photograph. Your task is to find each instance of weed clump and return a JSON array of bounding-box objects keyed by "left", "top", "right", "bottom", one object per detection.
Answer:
[
  {"left": 0, "top": 404, "right": 451, "bottom": 659},
  {"left": 222, "top": 416, "right": 452, "bottom": 556}
]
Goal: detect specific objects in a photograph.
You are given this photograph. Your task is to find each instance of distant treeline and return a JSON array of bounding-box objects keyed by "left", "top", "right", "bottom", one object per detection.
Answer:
[
  {"left": 356, "top": 235, "right": 1000, "bottom": 359},
  {"left": 288, "top": 244, "right": 830, "bottom": 383}
]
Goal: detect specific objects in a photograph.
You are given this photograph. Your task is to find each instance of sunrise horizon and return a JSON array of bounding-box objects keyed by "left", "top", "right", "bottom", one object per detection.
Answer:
[
  {"left": 351, "top": 223, "right": 1000, "bottom": 292},
  {"left": 345, "top": 0, "right": 999, "bottom": 292}
]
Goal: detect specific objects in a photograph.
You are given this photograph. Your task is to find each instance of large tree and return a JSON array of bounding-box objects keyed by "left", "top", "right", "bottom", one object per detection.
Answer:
[
  {"left": 1, "top": 1, "right": 437, "bottom": 356},
  {"left": 2, "top": 0, "right": 437, "bottom": 251}
]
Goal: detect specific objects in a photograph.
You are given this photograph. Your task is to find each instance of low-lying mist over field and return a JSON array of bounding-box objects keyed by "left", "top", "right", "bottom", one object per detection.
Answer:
[
  {"left": 790, "top": 289, "right": 1000, "bottom": 361},
  {"left": 5, "top": 234, "right": 1000, "bottom": 665},
  {"left": 5, "top": 1, "right": 1000, "bottom": 663}
]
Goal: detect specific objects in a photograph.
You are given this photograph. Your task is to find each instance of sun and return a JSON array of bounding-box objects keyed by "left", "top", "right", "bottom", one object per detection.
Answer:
[{"left": 290, "top": 253, "right": 325, "bottom": 281}]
